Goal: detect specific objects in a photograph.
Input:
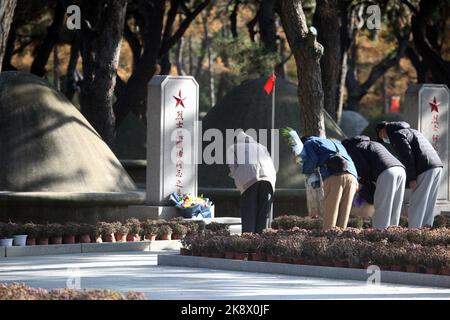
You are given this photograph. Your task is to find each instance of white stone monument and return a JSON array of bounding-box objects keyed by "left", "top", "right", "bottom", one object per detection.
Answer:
[
  {"left": 404, "top": 84, "right": 450, "bottom": 214},
  {"left": 129, "top": 76, "right": 199, "bottom": 219}
]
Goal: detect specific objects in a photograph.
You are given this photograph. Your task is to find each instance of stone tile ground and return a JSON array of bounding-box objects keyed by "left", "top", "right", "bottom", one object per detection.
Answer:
[{"left": 0, "top": 251, "right": 449, "bottom": 300}]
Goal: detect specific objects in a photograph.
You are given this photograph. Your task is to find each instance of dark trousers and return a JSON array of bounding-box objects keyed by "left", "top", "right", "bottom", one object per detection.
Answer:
[{"left": 240, "top": 181, "right": 274, "bottom": 234}]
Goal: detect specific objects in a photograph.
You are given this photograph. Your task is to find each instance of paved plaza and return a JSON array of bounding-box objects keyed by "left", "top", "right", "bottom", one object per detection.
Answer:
[{"left": 1, "top": 251, "right": 449, "bottom": 300}]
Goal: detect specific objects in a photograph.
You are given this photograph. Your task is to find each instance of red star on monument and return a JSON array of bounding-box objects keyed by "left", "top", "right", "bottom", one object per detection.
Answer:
[
  {"left": 429, "top": 96, "right": 440, "bottom": 113},
  {"left": 173, "top": 90, "right": 186, "bottom": 108}
]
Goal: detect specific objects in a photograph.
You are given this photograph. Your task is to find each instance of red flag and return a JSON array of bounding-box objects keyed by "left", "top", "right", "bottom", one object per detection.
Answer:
[{"left": 263, "top": 73, "right": 276, "bottom": 95}]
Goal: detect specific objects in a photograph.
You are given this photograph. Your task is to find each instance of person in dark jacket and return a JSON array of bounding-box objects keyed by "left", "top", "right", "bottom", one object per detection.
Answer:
[
  {"left": 342, "top": 136, "right": 406, "bottom": 228},
  {"left": 376, "top": 121, "right": 443, "bottom": 228},
  {"left": 300, "top": 136, "right": 358, "bottom": 230}
]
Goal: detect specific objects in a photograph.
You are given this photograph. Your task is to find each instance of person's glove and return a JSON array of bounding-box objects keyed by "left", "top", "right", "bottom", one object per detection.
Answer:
[{"left": 306, "top": 173, "right": 321, "bottom": 189}]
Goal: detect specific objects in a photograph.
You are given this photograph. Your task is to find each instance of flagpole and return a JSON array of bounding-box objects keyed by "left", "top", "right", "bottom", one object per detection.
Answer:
[{"left": 269, "top": 71, "right": 275, "bottom": 228}]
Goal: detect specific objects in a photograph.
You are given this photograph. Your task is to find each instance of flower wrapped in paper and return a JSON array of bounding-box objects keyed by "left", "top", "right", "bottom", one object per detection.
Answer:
[{"left": 169, "top": 193, "right": 213, "bottom": 218}]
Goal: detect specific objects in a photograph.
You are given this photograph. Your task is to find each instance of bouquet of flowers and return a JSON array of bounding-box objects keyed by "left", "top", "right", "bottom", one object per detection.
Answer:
[
  {"left": 280, "top": 127, "right": 303, "bottom": 165},
  {"left": 169, "top": 193, "right": 213, "bottom": 219}
]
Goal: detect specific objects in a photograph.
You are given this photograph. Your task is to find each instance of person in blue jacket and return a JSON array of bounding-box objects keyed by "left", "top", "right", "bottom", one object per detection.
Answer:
[{"left": 300, "top": 136, "right": 358, "bottom": 230}]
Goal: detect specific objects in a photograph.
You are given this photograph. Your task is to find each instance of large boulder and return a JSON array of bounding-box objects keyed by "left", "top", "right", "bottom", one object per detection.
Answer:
[
  {"left": 340, "top": 110, "right": 369, "bottom": 137},
  {"left": 199, "top": 77, "right": 347, "bottom": 189},
  {"left": 0, "top": 71, "right": 137, "bottom": 192}
]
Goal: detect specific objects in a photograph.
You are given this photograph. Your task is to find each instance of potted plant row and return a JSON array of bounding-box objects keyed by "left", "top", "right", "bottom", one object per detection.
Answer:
[
  {"left": 0, "top": 218, "right": 212, "bottom": 247},
  {"left": 179, "top": 231, "right": 450, "bottom": 275}
]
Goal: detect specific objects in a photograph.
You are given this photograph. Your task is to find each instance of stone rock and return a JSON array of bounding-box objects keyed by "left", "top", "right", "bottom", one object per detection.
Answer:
[
  {"left": 340, "top": 110, "right": 369, "bottom": 137},
  {"left": 0, "top": 71, "right": 136, "bottom": 192}
]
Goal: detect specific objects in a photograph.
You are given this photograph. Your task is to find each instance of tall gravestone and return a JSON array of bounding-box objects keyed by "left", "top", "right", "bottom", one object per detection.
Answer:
[
  {"left": 128, "top": 76, "right": 199, "bottom": 219},
  {"left": 404, "top": 84, "right": 450, "bottom": 214}
]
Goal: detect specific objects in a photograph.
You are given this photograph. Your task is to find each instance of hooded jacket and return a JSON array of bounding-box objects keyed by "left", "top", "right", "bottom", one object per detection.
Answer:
[
  {"left": 227, "top": 132, "right": 276, "bottom": 194},
  {"left": 342, "top": 135, "right": 405, "bottom": 204},
  {"left": 299, "top": 136, "right": 358, "bottom": 181},
  {"left": 385, "top": 121, "right": 443, "bottom": 182}
]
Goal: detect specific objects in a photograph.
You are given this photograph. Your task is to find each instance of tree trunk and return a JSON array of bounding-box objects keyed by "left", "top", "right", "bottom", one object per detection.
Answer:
[
  {"left": 159, "top": 0, "right": 179, "bottom": 75},
  {"left": 1, "top": 23, "right": 16, "bottom": 71},
  {"left": 259, "top": 0, "right": 277, "bottom": 53},
  {"left": 30, "top": 0, "right": 65, "bottom": 77},
  {"left": 313, "top": 0, "right": 341, "bottom": 122},
  {"left": 113, "top": 0, "right": 165, "bottom": 126},
  {"left": 64, "top": 36, "right": 80, "bottom": 101},
  {"left": 411, "top": 0, "right": 450, "bottom": 86},
  {"left": 176, "top": 36, "right": 186, "bottom": 76},
  {"left": 203, "top": 13, "right": 215, "bottom": 107},
  {"left": 124, "top": 22, "right": 142, "bottom": 71},
  {"left": 336, "top": 0, "right": 352, "bottom": 123},
  {"left": 279, "top": 0, "right": 325, "bottom": 217},
  {"left": 229, "top": 0, "right": 239, "bottom": 39},
  {"left": 188, "top": 36, "right": 193, "bottom": 75},
  {"left": 53, "top": 45, "right": 60, "bottom": 91},
  {"left": 80, "top": 0, "right": 128, "bottom": 146},
  {"left": 0, "top": 0, "right": 17, "bottom": 72},
  {"left": 279, "top": 0, "right": 325, "bottom": 137}
]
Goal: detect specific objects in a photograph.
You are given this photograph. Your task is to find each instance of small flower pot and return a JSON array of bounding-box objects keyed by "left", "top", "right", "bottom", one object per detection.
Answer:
[
  {"left": 426, "top": 267, "right": 439, "bottom": 275},
  {"left": 0, "top": 238, "right": 13, "bottom": 247},
  {"left": 390, "top": 265, "right": 404, "bottom": 272},
  {"left": 126, "top": 233, "right": 141, "bottom": 242},
  {"left": 278, "top": 257, "right": 292, "bottom": 264},
  {"left": 405, "top": 265, "right": 418, "bottom": 273},
  {"left": 233, "top": 253, "right": 248, "bottom": 260},
  {"left": 363, "top": 263, "right": 372, "bottom": 269},
  {"left": 146, "top": 234, "right": 157, "bottom": 241},
  {"left": 160, "top": 233, "right": 172, "bottom": 241},
  {"left": 439, "top": 268, "right": 450, "bottom": 276},
  {"left": 50, "top": 236, "right": 63, "bottom": 245},
  {"left": 37, "top": 238, "right": 49, "bottom": 245},
  {"left": 26, "top": 238, "right": 36, "bottom": 246},
  {"left": 225, "top": 252, "right": 234, "bottom": 259},
  {"left": 333, "top": 261, "right": 349, "bottom": 268},
  {"left": 62, "top": 235, "right": 76, "bottom": 244},
  {"left": 180, "top": 248, "right": 192, "bottom": 256},
  {"left": 172, "top": 234, "right": 183, "bottom": 240},
  {"left": 115, "top": 233, "right": 127, "bottom": 242},
  {"left": 78, "top": 235, "right": 92, "bottom": 243},
  {"left": 250, "top": 253, "right": 265, "bottom": 261},
  {"left": 292, "top": 258, "right": 305, "bottom": 265},
  {"left": 102, "top": 234, "right": 116, "bottom": 243},
  {"left": 13, "top": 235, "right": 28, "bottom": 246}
]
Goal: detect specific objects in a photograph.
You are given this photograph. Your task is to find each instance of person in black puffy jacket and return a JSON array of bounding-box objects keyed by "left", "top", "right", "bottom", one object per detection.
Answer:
[
  {"left": 342, "top": 136, "right": 406, "bottom": 229},
  {"left": 376, "top": 121, "right": 443, "bottom": 228}
]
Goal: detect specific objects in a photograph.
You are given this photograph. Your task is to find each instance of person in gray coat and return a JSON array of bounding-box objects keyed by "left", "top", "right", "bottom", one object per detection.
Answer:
[{"left": 227, "top": 131, "right": 276, "bottom": 234}]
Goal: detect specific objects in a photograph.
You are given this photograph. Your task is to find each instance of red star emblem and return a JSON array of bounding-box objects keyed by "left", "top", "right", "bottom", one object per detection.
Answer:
[
  {"left": 429, "top": 97, "right": 440, "bottom": 113},
  {"left": 173, "top": 90, "right": 186, "bottom": 108}
]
